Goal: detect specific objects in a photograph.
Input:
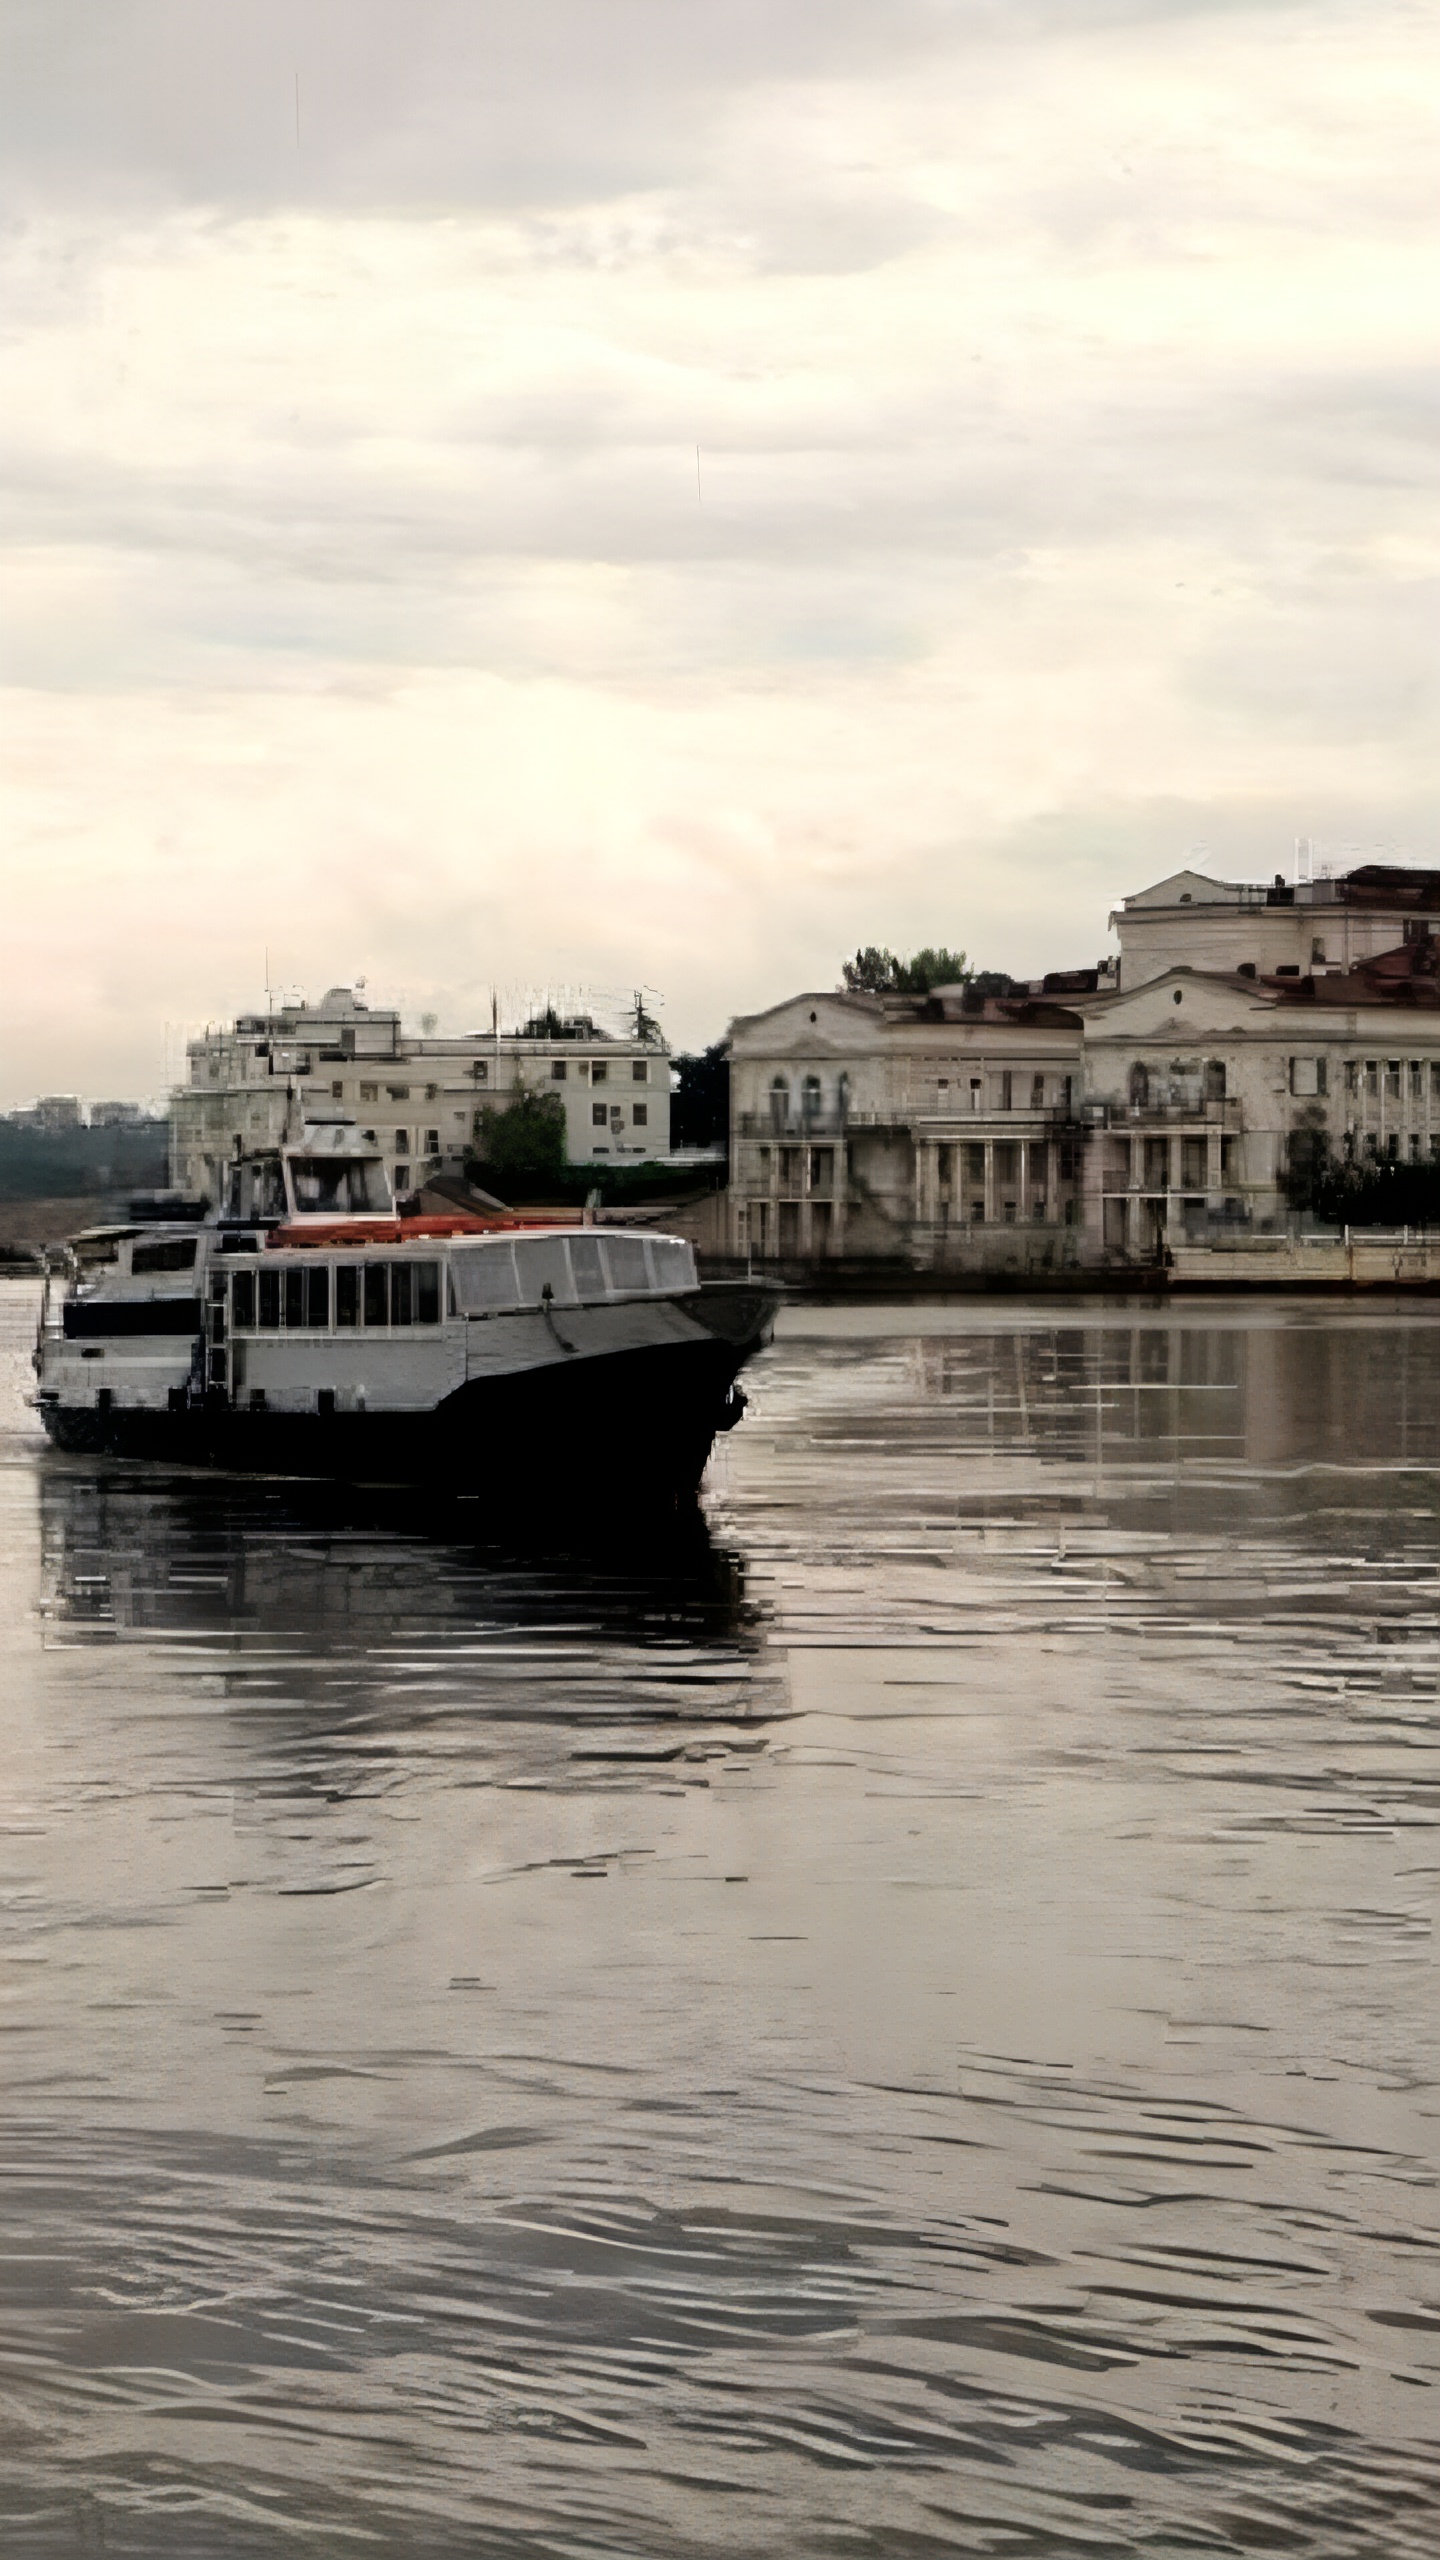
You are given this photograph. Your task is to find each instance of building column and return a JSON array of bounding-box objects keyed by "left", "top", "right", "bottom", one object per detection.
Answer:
[
  {"left": 1206, "top": 1130, "right": 1223, "bottom": 1196},
  {"left": 1016, "top": 1138, "right": 1029, "bottom": 1221},
  {"left": 1080, "top": 1126, "right": 1106, "bottom": 1260},
  {"left": 983, "top": 1140, "right": 996, "bottom": 1225}
]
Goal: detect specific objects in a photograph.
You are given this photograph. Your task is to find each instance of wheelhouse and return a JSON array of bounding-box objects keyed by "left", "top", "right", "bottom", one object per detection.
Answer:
[{"left": 224, "top": 1116, "right": 392, "bottom": 1225}]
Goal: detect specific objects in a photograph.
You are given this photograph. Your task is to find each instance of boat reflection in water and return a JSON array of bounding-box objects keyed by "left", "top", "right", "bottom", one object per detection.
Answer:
[{"left": 37, "top": 1456, "right": 779, "bottom": 1808}]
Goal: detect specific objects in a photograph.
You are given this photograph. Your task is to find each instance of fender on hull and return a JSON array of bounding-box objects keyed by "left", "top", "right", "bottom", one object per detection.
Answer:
[{"left": 39, "top": 1336, "right": 751, "bottom": 1508}]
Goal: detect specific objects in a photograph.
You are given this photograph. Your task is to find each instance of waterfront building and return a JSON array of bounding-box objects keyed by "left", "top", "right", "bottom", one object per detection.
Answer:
[
  {"left": 727, "top": 986, "right": 1086, "bottom": 1269},
  {"left": 172, "top": 988, "right": 670, "bottom": 1206},
  {"left": 728, "top": 863, "right": 1440, "bottom": 1268}
]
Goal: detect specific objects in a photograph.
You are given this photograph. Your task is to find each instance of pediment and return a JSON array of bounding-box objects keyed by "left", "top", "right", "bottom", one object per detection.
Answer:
[
  {"left": 728, "top": 993, "right": 882, "bottom": 1054},
  {"left": 1121, "top": 869, "right": 1241, "bottom": 910},
  {"left": 1086, "top": 970, "right": 1272, "bottom": 1038}
]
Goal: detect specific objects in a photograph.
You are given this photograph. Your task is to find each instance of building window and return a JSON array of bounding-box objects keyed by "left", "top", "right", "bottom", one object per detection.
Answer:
[
  {"left": 1345, "top": 1060, "right": 1359, "bottom": 1094},
  {"left": 360, "top": 1082, "right": 378, "bottom": 1103},
  {"left": 1000, "top": 1071, "right": 1013, "bottom": 1110},
  {"left": 551, "top": 1060, "right": 567, "bottom": 1079},
  {"left": 395, "top": 1129, "right": 410, "bottom": 1155},
  {"left": 632, "top": 1060, "right": 648, "bottom": 1083},
  {"left": 1409, "top": 1061, "right": 1424, "bottom": 1100},
  {"left": 1128, "top": 1063, "right": 1149, "bottom": 1108},
  {"left": 424, "top": 1084, "right": 438, "bottom": 1102},
  {"left": 1289, "top": 1058, "right": 1324, "bottom": 1097},
  {"left": 801, "top": 1073, "right": 823, "bottom": 1120},
  {"left": 387, "top": 1085, "right": 411, "bottom": 1101},
  {"left": 424, "top": 1129, "right": 439, "bottom": 1155},
  {"left": 969, "top": 1079, "right": 982, "bottom": 1111},
  {"left": 331, "top": 1080, "right": 344, "bottom": 1100},
  {"left": 592, "top": 1102, "right": 607, "bottom": 1127},
  {"left": 1386, "top": 1062, "right": 1401, "bottom": 1099},
  {"left": 591, "top": 1061, "right": 608, "bottom": 1085},
  {"left": 1031, "top": 1074, "right": 1045, "bottom": 1108},
  {"left": 1365, "top": 1061, "right": 1379, "bottom": 1097},
  {"left": 394, "top": 1165, "right": 409, "bottom": 1192},
  {"left": 769, "top": 1076, "right": 790, "bottom": 1131},
  {"left": 473, "top": 1061, "right": 488, "bottom": 1084},
  {"left": 1204, "top": 1059, "right": 1226, "bottom": 1102},
  {"left": 632, "top": 1103, "right": 648, "bottom": 1127}
]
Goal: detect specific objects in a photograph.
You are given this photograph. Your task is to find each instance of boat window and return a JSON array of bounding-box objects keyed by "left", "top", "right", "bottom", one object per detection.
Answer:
[
  {"left": 569, "top": 1236, "right": 606, "bottom": 1299},
  {"left": 600, "top": 1235, "right": 649, "bottom": 1294},
  {"left": 513, "top": 1236, "right": 574, "bottom": 1306},
  {"left": 132, "top": 1237, "right": 197, "bottom": 1276},
  {"left": 649, "top": 1238, "right": 697, "bottom": 1293},
  {"left": 74, "top": 1235, "right": 123, "bottom": 1270},
  {"left": 415, "top": 1262, "right": 440, "bottom": 1324},
  {"left": 284, "top": 1266, "right": 305, "bottom": 1329},
  {"left": 231, "top": 1269, "right": 256, "bottom": 1330},
  {"left": 303, "top": 1265, "right": 330, "bottom": 1328},
  {"left": 391, "top": 1263, "right": 413, "bottom": 1326},
  {"left": 258, "top": 1269, "right": 282, "bottom": 1329},
  {"left": 336, "top": 1266, "right": 360, "bottom": 1327},
  {"left": 450, "top": 1244, "right": 518, "bottom": 1312},
  {"left": 363, "top": 1262, "right": 389, "bottom": 1327},
  {"left": 288, "top": 1156, "right": 390, "bottom": 1214},
  {"left": 260, "top": 1159, "right": 287, "bottom": 1219}
]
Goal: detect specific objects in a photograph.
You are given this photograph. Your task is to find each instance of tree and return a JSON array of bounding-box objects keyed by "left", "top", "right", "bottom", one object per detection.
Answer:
[
  {"left": 468, "top": 1088, "right": 567, "bottom": 1191},
  {"left": 841, "top": 945, "right": 973, "bottom": 996},
  {"left": 1285, "top": 1135, "right": 1440, "bottom": 1228},
  {"left": 670, "top": 1043, "right": 730, "bottom": 1149}
]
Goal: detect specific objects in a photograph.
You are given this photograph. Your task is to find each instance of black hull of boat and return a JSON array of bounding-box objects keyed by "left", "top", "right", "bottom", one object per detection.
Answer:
[{"left": 38, "top": 1335, "right": 754, "bottom": 1509}]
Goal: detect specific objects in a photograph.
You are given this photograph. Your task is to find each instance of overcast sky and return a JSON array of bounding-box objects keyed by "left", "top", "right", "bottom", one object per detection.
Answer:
[{"left": 2, "top": 0, "right": 1436, "bottom": 1101}]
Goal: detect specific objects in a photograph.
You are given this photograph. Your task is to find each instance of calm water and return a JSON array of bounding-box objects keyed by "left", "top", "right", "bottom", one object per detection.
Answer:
[{"left": 1, "top": 1279, "right": 1437, "bottom": 2558}]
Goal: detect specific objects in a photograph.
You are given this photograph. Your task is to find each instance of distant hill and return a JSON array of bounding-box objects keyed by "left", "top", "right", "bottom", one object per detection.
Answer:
[{"left": 0, "top": 1119, "right": 170, "bottom": 1203}]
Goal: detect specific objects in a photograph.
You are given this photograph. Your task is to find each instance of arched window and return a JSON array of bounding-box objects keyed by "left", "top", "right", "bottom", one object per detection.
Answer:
[
  {"left": 1128, "top": 1062, "right": 1150, "bottom": 1108},
  {"left": 769, "top": 1075, "right": 790, "bottom": 1131},
  {"left": 801, "top": 1073, "right": 823, "bottom": 1123},
  {"left": 1204, "top": 1058, "right": 1226, "bottom": 1102}
]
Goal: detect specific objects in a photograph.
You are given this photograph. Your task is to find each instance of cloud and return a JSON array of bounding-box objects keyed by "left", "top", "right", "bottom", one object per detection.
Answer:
[{"left": 0, "top": 0, "right": 1436, "bottom": 1100}]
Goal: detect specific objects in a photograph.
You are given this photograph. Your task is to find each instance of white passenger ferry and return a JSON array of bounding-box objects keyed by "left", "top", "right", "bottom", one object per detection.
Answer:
[{"left": 33, "top": 1116, "right": 776, "bottom": 1507}]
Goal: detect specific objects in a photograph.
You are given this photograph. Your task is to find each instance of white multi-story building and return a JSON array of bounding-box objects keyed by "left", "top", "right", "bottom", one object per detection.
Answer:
[
  {"left": 172, "top": 989, "right": 670, "bottom": 1205},
  {"left": 727, "top": 863, "right": 1440, "bottom": 1267},
  {"left": 1110, "top": 863, "right": 1440, "bottom": 988}
]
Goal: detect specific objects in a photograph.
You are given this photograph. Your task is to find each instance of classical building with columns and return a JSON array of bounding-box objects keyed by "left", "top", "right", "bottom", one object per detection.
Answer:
[
  {"left": 727, "top": 985, "right": 1090, "bottom": 1272},
  {"left": 726, "top": 862, "right": 1440, "bottom": 1269}
]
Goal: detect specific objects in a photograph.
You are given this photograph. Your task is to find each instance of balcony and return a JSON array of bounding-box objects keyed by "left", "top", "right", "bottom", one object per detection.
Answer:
[
  {"left": 1089, "top": 1098, "right": 1241, "bottom": 1129},
  {"left": 737, "top": 1108, "right": 906, "bottom": 1139}
]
